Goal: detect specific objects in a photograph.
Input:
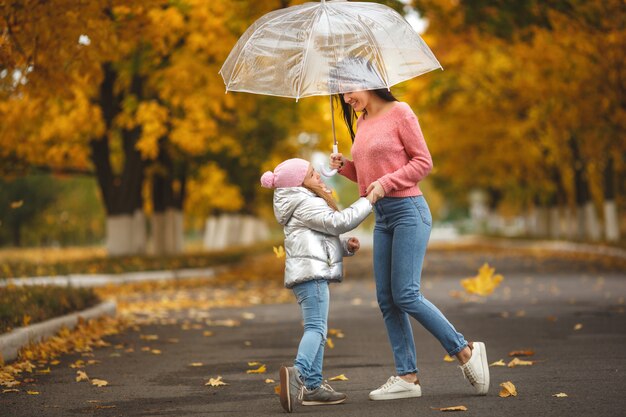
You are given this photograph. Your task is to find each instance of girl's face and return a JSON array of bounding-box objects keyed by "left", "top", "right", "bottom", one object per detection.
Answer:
[
  {"left": 342, "top": 90, "right": 371, "bottom": 112},
  {"left": 302, "top": 165, "right": 330, "bottom": 193}
]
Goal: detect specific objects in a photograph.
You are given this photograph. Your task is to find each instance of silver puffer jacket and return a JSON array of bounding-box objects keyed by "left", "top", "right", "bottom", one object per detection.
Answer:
[{"left": 273, "top": 187, "right": 372, "bottom": 288}]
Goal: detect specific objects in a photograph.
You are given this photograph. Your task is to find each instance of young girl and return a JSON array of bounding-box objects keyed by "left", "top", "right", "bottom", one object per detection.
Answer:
[{"left": 260, "top": 158, "right": 372, "bottom": 413}]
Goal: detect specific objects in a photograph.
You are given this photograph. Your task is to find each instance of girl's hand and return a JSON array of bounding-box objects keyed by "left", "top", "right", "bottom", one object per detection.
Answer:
[
  {"left": 348, "top": 237, "right": 360, "bottom": 253},
  {"left": 330, "top": 153, "right": 345, "bottom": 170},
  {"left": 366, "top": 181, "right": 385, "bottom": 204}
]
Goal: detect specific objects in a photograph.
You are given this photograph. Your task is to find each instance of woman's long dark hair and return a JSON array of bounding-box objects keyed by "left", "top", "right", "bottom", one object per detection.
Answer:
[{"left": 336, "top": 89, "right": 398, "bottom": 142}]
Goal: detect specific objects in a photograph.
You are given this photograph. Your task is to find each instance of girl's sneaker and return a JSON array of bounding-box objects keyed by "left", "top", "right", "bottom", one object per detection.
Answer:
[
  {"left": 368, "top": 376, "right": 422, "bottom": 400},
  {"left": 301, "top": 383, "right": 347, "bottom": 405},
  {"left": 279, "top": 366, "right": 303, "bottom": 413}
]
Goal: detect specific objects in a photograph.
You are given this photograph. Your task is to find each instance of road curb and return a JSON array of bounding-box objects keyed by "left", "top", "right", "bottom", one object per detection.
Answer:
[{"left": 0, "top": 300, "right": 117, "bottom": 363}]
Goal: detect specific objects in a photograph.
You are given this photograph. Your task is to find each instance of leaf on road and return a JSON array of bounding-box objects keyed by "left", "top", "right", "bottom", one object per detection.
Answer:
[
  {"left": 490, "top": 359, "right": 506, "bottom": 367},
  {"left": 70, "top": 360, "right": 85, "bottom": 369},
  {"left": 329, "top": 374, "right": 348, "bottom": 381},
  {"left": 443, "top": 354, "right": 455, "bottom": 362},
  {"left": 36, "top": 367, "right": 50, "bottom": 374},
  {"left": 574, "top": 323, "right": 583, "bottom": 331},
  {"left": 274, "top": 385, "right": 281, "bottom": 395},
  {"left": 247, "top": 364, "right": 266, "bottom": 374},
  {"left": 188, "top": 363, "right": 204, "bottom": 367},
  {"left": 265, "top": 379, "right": 275, "bottom": 384},
  {"left": 248, "top": 362, "right": 261, "bottom": 366},
  {"left": 2, "top": 389, "right": 19, "bottom": 393},
  {"left": 203, "top": 331, "right": 214, "bottom": 337},
  {"left": 499, "top": 381, "right": 517, "bottom": 397},
  {"left": 140, "top": 334, "right": 159, "bottom": 341},
  {"left": 206, "top": 376, "right": 228, "bottom": 387},
  {"left": 328, "top": 328, "right": 345, "bottom": 338},
  {"left": 460, "top": 263, "right": 503, "bottom": 296},
  {"left": 553, "top": 393, "right": 568, "bottom": 398},
  {"left": 27, "top": 390, "right": 40, "bottom": 395},
  {"left": 151, "top": 349, "right": 162, "bottom": 355},
  {"left": 327, "top": 338, "right": 334, "bottom": 349},
  {"left": 508, "top": 350, "right": 534, "bottom": 357},
  {"left": 242, "top": 312, "right": 255, "bottom": 320},
  {"left": 273, "top": 246, "right": 285, "bottom": 258},
  {"left": 91, "top": 379, "right": 108, "bottom": 387},
  {"left": 431, "top": 405, "right": 468, "bottom": 412},
  {"left": 507, "top": 357, "right": 534, "bottom": 367},
  {"left": 76, "top": 370, "right": 89, "bottom": 382}
]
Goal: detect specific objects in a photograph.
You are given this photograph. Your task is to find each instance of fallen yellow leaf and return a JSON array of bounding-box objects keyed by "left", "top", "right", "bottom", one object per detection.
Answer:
[
  {"left": 490, "top": 359, "right": 506, "bottom": 367},
  {"left": 248, "top": 362, "right": 261, "bottom": 366},
  {"left": 27, "top": 390, "right": 40, "bottom": 395},
  {"left": 91, "top": 379, "right": 108, "bottom": 387},
  {"left": 553, "top": 393, "right": 568, "bottom": 398},
  {"left": 2, "top": 389, "right": 19, "bottom": 393},
  {"left": 140, "top": 334, "right": 159, "bottom": 341},
  {"left": 206, "top": 376, "right": 228, "bottom": 387},
  {"left": 203, "top": 331, "right": 214, "bottom": 337},
  {"left": 274, "top": 385, "right": 281, "bottom": 395},
  {"left": 76, "top": 370, "right": 89, "bottom": 382},
  {"left": 499, "top": 381, "right": 517, "bottom": 397},
  {"left": 329, "top": 374, "right": 348, "bottom": 381},
  {"left": 151, "top": 349, "right": 162, "bottom": 355},
  {"left": 273, "top": 246, "right": 285, "bottom": 258},
  {"left": 574, "top": 323, "right": 583, "bottom": 331},
  {"left": 328, "top": 328, "right": 345, "bottom": 338},
  {"left": 443, "top": 354, "right": 455, "bottom": 362},
  {"left": 188, "top": 363, "right": 204, "bottom": 367},
  {"left": 431, "top": 405, "right": 468, "bottom": 412},
  {"left": 265, "top": 378, "right": 275, "bottom": 384},
  {"left": 247, "top": 364, "right": 266, "bottom": 374},
  {"left": 327, "top": 338, "right": 334, "bottom": 349},
  {"left": 507, "top": 358, "right": 534, "bottom": 368},
  {"left": 508, "top": 350, "right": 534, "bottom": 357},
  {"left": 36, "top": 367, "right": 51, "bottom": 374},
  {"left": 460, "top": 263, "right": 503, "bottom": 296}
]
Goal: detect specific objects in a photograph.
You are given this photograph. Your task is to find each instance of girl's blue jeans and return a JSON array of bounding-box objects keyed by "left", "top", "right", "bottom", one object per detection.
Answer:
[
  {"left": 373, "top": 195, "right": 467, "bottom": 376},
  {"left": 292, "top": 279, "right": 329, "bottom": 390}
]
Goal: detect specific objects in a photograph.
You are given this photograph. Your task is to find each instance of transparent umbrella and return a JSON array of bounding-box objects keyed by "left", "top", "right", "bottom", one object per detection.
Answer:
[{"left": 219, "top": 0, "right": 441, "bottom": 174}]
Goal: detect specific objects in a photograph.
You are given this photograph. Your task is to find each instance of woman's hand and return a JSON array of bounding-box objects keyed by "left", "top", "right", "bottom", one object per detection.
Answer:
[
  {"left": 330, "top": 152, "right": 345, "bottom": 170},
  {"left": 366, "top": 181, "right": 385, "bottom": 204},
  {"left": 347, "top": 237, "right": 360, "bottom": 253}
]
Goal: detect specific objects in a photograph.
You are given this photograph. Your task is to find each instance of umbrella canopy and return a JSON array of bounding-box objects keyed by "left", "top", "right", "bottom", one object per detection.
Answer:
[{"left": 219, "top": 0, "right": 441, "bottom": 100}]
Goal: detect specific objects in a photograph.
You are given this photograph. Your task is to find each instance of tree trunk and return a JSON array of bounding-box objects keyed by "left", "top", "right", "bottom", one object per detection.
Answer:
[
  {"left": 151, "top": 147, "right": 185, "bottom": 255},
  {"left": 91, "top": 63, "right": 147, "bottom": 255},
  {"left": 570, "top": 135, "right": 589, "bottom": 240},
  {"left": 603, "top": 156, "right": 620, "bottom": 241}
]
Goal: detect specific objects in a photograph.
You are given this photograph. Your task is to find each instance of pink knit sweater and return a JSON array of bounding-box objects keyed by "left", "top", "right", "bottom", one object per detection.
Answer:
[{"left": 338, "top": 101, "right": 433, "bottom": 198}]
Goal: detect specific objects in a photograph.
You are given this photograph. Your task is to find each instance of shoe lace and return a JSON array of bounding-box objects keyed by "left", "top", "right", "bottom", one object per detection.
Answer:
[
  {"left": 297, "top": 385, "right": 305, "bottom": 401},
  {"left": 378, "top": 376, "right": 398, "bottom": 391},
  {"left": 319, "top": 383, "right": 335, "bottom": 392},
  {"left": 461, "top": 363, "right": 478, "bottom": 385}
]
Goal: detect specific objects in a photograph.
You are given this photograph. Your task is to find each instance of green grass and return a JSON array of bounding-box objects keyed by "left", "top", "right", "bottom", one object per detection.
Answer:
[{"left": 0, "top": 285, "right": 100, "bottom": 334}]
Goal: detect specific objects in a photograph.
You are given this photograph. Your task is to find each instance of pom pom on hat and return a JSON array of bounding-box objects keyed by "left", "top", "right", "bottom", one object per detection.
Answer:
[
  {"left": 260, "top": 171, "right": 275, "bottom": 188},
  {"left": 259, "top": 158, "right": 310, "bottom": 189}
]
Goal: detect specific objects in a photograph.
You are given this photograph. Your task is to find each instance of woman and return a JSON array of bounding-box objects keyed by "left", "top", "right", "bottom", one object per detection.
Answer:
[{"left": 329, "top": 87, "right": 490, "bottom": 400}]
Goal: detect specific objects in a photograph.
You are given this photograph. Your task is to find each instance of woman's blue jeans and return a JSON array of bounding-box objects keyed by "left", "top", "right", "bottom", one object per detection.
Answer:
[
  {"left": 292, "top": 279, "right": 329, "bottom": 390},
  {"left": 373, "top": 196, "right": 467, "bottom": 376}
]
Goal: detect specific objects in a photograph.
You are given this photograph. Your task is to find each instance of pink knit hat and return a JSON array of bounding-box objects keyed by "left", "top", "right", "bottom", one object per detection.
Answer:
[{"left": 260, "top": 158, "right": 310, "bottom": 189}]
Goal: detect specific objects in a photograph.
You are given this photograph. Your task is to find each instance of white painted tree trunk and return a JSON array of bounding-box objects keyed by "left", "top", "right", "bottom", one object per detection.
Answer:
[
  {"left": 549, "top": 207, "right": 561, "bottom": 239},
  {"left": 603, "top": 200, "right": 620, "bottom": 242},
  {"left": 239, "top": 216, "right": 257, "bottom": 246},
  {"left": 106, "top": 210, "right": 147, "bottom": 256},
  {"left": 575, "top": 205, "right": 586, "bottom": 240},
  {"left": 151, "top": 209, "right": 184, "bottom": 255},
  {"left": 584, "top": 201, "right": 602, "bottom": 241},
  {"left": 563, "top": 207, "right": 577, "bottom": 240},
  {"left": 203, "top": 217, "right": 218, "bottom": 250}
]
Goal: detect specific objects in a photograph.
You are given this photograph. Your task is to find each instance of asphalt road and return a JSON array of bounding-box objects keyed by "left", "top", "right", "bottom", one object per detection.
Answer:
[{"left": 2, "top": 248, "right": 625, "bottom": 416}]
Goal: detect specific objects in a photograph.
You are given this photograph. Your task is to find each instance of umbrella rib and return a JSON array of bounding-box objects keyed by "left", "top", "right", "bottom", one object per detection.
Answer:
[
  {"left": 349, "top": 13, "right": 392, "bottom": 89},
  {"left": 295, "top": 6, "right": 324, "bottom": 101}
]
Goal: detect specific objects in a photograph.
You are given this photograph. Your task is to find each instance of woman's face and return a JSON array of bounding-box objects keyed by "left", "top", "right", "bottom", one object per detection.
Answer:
[
  {"left": 302, "top": 165, "right": 330, "bottom": 192},
  {"left": 342, "top": 90, "right": 371, "bottom": 112}
]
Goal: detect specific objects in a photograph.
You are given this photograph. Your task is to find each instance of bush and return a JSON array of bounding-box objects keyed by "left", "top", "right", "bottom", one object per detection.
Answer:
[{"left": 0, "top": 285, "right": 100, "bottom": 334}]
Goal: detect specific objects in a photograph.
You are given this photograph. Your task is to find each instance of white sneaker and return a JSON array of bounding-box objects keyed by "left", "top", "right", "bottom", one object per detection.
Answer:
[
  {"left": 368, "top": 376, "right": 422, "bottom": 401},
  {"left": 459, "top": 342, "right": 490, "bottom": 395}
]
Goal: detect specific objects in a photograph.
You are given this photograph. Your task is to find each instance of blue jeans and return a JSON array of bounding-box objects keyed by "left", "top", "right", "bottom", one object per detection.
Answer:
[
  {"left": 373, "top": 196, "right": 467, "bottom": 376},
  {"left": 292, "top": 279, "right": 329, "bottom": 390}
]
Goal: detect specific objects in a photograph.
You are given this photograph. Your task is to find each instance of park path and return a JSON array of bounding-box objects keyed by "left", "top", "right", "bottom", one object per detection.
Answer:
[{"left": 2, "top": 248, "right": 625, "bottom": 416}]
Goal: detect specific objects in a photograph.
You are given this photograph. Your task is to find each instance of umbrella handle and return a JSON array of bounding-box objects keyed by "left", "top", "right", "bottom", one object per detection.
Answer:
[{"left": 320, "top": 144, "right": 339, "bottom": 177}]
